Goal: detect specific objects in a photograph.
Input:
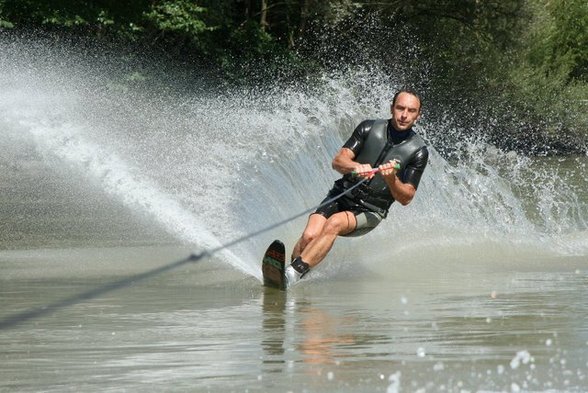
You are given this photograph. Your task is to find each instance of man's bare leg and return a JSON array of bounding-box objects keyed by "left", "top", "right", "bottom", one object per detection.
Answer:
[
  {"left": 300, "top": 211, "right": 356, "bottom": 267},
  {"left": 291, "top": 213, "right": 327, "bottom": 261},
  {"left": 286, "top": 211, "right": 356, "bottom": 286}
]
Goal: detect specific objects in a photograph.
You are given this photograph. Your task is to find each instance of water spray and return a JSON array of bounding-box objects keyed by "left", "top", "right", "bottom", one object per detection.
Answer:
[{"left": 0, "top": 167, "right": 390, "bottom": 329}]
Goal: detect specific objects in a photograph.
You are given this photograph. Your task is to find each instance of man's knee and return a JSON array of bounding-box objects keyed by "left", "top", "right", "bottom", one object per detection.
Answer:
[
  {"left": 300, "top": 214, "right": 327, "bottom": 244},
  {"left": 323, "top": 212, "right": 355, "bottom": 235},
  {"left": 301, "top": 227, "right": 320, "bottom": 244}
]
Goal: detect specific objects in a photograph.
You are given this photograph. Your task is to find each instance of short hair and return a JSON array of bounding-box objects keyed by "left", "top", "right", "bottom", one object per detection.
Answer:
[{"left": 392, "top": 89, "right": 422, "bottom": 112}]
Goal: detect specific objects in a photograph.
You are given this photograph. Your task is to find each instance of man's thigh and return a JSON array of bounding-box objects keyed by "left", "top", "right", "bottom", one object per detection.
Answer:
[
  {"left": 304, "top": 213, "right": 328, "bottom": 236},
  {"left": 324, "top": 210, "right": 358, "bottom": 236},
  {"left": 342, "top": 210, "right": 383, "bottom": 237}
]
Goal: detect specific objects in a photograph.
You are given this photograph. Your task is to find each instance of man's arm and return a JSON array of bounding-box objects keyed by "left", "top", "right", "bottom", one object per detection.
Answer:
[
  {"left": 380, "top": 163, "right": 416, "bottom": 206},
  {"left": 332, "top": 120, "right": 375, "bottom": 177},
  {"left": 332, "top": 148, "right": 374, "bottom": 178},
  {"left": 380, "top": 147, "right": 429, "bottom": 206}
]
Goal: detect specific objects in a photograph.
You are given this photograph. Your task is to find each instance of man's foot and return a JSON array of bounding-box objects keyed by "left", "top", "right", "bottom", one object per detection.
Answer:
[
  {"left": 284, "top": 257, "right": 310, "bottom": 288},
  {"left": 284, "top": 265, "right": 302, "bottom": 287}
]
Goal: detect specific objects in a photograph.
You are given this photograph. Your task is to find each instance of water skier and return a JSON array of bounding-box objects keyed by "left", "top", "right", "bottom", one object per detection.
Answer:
[{"left": 285, "top": 89, "right": 429, "bottom": 286}]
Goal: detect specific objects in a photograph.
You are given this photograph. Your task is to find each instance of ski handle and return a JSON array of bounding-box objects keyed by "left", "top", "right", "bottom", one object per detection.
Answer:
[{"left": 351, "top": 162, "right": 401, "bottom": 177}]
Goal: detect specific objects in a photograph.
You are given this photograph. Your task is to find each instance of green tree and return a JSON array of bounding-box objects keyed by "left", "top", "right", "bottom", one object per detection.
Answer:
[
  {"left": 527, "top": 0, "right": 588, "bottom": 82},
  {"left": 0, "top": 0, "right": 585, "bottom": 150}
]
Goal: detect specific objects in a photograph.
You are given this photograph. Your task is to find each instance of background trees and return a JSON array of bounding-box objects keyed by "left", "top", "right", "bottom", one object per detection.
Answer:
[{"left": 1, "top": 0, "right": 585, "bottom": 153}]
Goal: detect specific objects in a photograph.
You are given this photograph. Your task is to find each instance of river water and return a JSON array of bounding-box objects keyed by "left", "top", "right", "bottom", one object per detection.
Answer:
[{"left": 1, "top": 36, "right": 587, "bottom": 392}]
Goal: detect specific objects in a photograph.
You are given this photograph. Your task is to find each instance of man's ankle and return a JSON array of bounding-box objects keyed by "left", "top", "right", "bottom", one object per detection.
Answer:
[{"left": 291, "top": 256, "right": 310, "bottom": 277}]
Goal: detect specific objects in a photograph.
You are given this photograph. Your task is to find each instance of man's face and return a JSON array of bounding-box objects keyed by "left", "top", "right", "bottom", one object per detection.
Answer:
[{"left": 390, "top": 92, "right": 421, "bottom": 131}]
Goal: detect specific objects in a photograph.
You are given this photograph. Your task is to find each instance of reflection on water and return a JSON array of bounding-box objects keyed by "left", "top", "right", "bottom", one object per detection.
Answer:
[
  {"left": 297, "top": 302, "right": 356, "bottom": 367},
  {"left": 0, "top": 248, "right": 587, "bottom": 392},
  {"left": 261, "top": 288, "right": 287, "bottom": 360},
  {"left": 262, "top": 288, "right": 359, "bottom": 369},
  {"left": 254, "top": 261, "right": 588, "bottom": 392}
]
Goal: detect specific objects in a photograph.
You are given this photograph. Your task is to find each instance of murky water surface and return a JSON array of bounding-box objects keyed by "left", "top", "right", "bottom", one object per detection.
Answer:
[{"left": 1, "top": 247, "right": 587, "bottom": 392}]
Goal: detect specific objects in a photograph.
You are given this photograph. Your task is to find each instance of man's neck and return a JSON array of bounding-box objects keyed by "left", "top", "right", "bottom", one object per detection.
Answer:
[{"left": 387, "top": 119, "right": 412, "bottom": 144}]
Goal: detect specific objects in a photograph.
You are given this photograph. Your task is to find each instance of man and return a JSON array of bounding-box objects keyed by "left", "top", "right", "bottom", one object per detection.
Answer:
[{"left": 284, "top": 89, "right": 429, "bottom": 286}]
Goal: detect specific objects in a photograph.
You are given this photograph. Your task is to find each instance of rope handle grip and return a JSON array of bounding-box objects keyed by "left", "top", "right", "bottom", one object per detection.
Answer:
[{"left": 351, "top": 162, "right": 401, "bottom": 177}]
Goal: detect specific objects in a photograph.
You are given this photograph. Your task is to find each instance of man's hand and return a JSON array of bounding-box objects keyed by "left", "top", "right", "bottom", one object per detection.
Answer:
[
  {"left": 353, "top": 163, "right": 375, "bottom": 179},
  {"left": 378, "top": 160, "right": 400, "bottom": 178},
  {"left": 380, "top": 159, "right": 415, "bottom": 206}
]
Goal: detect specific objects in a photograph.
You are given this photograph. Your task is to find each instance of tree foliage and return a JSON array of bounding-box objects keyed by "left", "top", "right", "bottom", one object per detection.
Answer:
[
  {"left": 0, "top": 0, "right": 585, "bottom": 152},
  {"left": 526, "top": 0, "right": 588, "bottom": 82}
]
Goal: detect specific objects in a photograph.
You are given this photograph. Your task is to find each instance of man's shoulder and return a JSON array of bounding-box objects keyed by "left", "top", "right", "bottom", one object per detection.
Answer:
[
  {"left": 351, "top": 119, "right": 374, "bottom": 139},
  {"left": 355, "top": 119, "right": 387, "bottom": 135},
  {"left": 411, "top": 145, "right": 429, "bottom": 168},
  {"left": 357, "top": 118, "right": 388, "bottom": 126},
  {"left": 344, "top": 119, "right": 384, "bottom": 152},
  {"left": 408, "top": 129, "right": 428, "bottom": 147},
  {"left": 356, "top": 119, "right": 377, "bottom": 129}
]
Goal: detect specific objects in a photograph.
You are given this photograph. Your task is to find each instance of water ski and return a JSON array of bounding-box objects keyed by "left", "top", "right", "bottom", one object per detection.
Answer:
[{"left": 262, "top": 240, "right": 286, "bottom": 290}]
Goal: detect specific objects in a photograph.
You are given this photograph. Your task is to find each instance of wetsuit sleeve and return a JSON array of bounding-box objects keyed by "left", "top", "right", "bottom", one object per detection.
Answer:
[
  {"left": 342, "top": 120, "right": 374, "bottom": 156},
  {"left": 401, "top": 146, "right": 429, "bottom": 190}
]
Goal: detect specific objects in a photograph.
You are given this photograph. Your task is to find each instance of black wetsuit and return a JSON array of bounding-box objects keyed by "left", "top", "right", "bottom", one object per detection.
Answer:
[
  {"left": 341, "top": 119, "right": 428, "bottom": 195},
  {"left": 315, "top": 119, "right": 428, "bottom": 232}
]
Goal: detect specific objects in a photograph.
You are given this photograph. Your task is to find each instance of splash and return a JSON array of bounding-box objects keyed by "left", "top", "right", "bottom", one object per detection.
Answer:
[{"left": 1, "top": 34, "right": 587, "bottom": 281}]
